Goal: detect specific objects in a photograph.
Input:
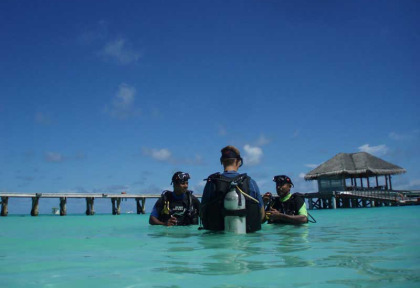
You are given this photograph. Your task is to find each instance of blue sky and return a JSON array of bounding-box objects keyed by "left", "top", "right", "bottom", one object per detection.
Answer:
[{"left": 1, "top": 0, "right": 419, "bottom": 206}]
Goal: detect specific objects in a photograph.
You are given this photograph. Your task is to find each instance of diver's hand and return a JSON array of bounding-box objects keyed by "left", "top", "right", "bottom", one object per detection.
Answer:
[
  {"left": 165, "top": 216, "right": 178, "bottom": 226},
  {"left": 266, "top": 208, "right": 281, "bottom": 221}
]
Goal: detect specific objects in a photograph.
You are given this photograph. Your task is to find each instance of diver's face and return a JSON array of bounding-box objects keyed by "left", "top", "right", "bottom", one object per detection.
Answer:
[
  {"left": 174, "top": 181, "right": 189, "bottom": 194},
  {"left": 276, "top": 183, "right": 292, "bottom": 197}
]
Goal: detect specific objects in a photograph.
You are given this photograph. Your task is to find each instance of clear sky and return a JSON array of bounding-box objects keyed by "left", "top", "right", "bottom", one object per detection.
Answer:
[{"left": 1, "top": 0, "right": 419, "bottom": 200}]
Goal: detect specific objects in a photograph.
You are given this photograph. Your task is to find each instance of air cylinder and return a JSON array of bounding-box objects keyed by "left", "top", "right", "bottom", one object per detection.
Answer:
[{"left": 224, "top": 185, "right": 246, "bottom": 234}]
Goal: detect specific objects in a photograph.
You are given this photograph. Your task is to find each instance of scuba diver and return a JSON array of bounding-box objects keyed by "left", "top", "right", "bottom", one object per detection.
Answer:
[
  {"left": 149, "top": 171, "right": 200, "bottom": 226},
  {"left": 200, "top": 145, "right": 265, "bottom": 233},
  {"left": 263, "top": 175, "right": 309, "bottom": 225}
]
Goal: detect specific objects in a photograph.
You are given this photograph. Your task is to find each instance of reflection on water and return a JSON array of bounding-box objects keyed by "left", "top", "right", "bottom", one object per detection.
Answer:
[
  {"left": 2, "top": 208, "right": 418, "bottom": 287},
  {"left": 147, "top": 224, "right": 314, "bottom": 276},
  {"left": 143, "top": 208, "right": 420, "bottom": 287},
  {"left": 195, "top": 233, "right": 267, "bottom": 275}
]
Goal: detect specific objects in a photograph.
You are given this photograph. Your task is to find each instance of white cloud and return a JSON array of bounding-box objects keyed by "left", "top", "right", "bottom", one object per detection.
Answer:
[
  {"left": 305, "top": 164, "right": 318, "bottom": 169},
  {"left": 114, "top": 84, "right": 135, "bottom": 108},
  {"left": 389, "top": 132, "right": 405, "bottom": 141},
  {"left": 100, "top": 38, "right": 141, "bottom": 65},
  {"left": 43, "top": 152, "right": 86, "bottom": 163},
  {"left": 185, "top": 154, "right": 205, "bottom": 165},
  {"left": 105, "top": 83, "right": 140, "bottom": 119},
  {"left": 389, "top": 130, "right": 420, "bottom": 141},
  {"left": 256, "top": 179, "right": 271, "bottom": 192},
  {"left": 45, "top": 152, "right": 63, "bottom": 163},
  {"left": 294, "top": 174, "right": 318, "bottom": 192},
  {"left": 142, "top": 147, "right": 204, "bottom": 166},
  {"left": 218, "top": 125, "right": 227, "bottom": 136},
  {"left": 407, "top": 179, "right": 420, "bottom": 189},
  {"left": 243, "top": 145, "right": 263, "bottom": 166},
  {"left": 394, "top": 178, "right": 420, "bottom": 190},
  {"left": 358, "top": 144, "right": 389, "bottom": 156},
  {"left": 151, "top": 149, "right": 171, "bottom": 161},
  {"left": 78, "top": 20, "right": 108, "bottom": 45},
  {"left": 142, "top": 147, "right": 172, "bottom": 162},
  {"left": 256, "top": 134, "right": 270, "bottom": 146}
]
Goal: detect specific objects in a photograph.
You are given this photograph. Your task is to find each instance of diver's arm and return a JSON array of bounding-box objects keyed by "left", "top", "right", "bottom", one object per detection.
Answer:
[
  {"left": 268, "top": 210, "right": 308, "bottom": 225},
  {"left": 149, "top": 215, "right": 164, "bottom": 225},
  {"left": 149, "top": 198, "right": 177, "bottom": 226},
  {"left": 274, "top": 213, "right": 308, "bottom": 225},
  {"left": 261, "top": 192, "right": 272, "bottom": 223},
  {"left": 149, "top": 215, "right": 177, "bottom": 226},
  {"left": 260, "top": 207, "right": 266, "bottom": 223}
]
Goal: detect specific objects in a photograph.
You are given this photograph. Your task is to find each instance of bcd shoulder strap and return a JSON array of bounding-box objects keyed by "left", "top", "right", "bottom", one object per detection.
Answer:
[
  {"left": 186, "top": 190, "right": 193, "bottom": 212},
  {"left": 206, "top": 172, "right": 248, "bottom": 184},
  {"left": 160, "top": 190, "right": 172, "bottom": 202},
  {"left": 206, "top": 173, "right": 249, "bottom": 197}
]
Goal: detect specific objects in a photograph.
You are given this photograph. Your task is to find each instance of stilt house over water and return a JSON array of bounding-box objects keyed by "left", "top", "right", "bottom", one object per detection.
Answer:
[{"left": 304, "top": 152, "right": 406, "bottom": 193}]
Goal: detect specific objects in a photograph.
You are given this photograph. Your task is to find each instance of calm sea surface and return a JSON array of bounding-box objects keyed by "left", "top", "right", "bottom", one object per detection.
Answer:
[{"left": 1, "top": 206, "right": 419, "bottom": 288}]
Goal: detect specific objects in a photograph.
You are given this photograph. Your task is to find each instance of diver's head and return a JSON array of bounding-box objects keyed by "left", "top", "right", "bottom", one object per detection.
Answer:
[
  {"left": 171, "top": 171, "right": 190, "bottom": 195},
  {"left": 220, "top": 145, "right": 243, "bottom": 170},
  {"left": 273, "top": 175, "right": 294, "bottom": 197}
]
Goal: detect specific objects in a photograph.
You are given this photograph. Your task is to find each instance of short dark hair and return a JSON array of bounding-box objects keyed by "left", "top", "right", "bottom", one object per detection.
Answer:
[
  {"left": 221, "top": 145, "right": 240, "bottom": 157},
  {"left": 220, "top": 145, "right": 242, "bottom": 167}
]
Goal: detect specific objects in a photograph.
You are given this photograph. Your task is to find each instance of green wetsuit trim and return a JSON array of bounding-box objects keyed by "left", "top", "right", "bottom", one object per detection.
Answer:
[{"left": 280, "top": 193, "right": 308, "bottom": 217}]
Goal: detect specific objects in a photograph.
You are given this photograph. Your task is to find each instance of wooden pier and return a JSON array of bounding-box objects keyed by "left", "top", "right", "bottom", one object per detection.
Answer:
[
  {"left": 303, "top": 190, "right": 420, "bottom": 210},
  {"left": 1, "top": 190, "right": 418, "bottom": 216},
  {"left": 0, "top": 192, "right": 201, "bottom": 216}
]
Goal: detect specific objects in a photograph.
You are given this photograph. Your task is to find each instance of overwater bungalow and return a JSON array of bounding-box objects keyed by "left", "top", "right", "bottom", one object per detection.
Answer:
[
  {"left": 302, "top": 152, "right": 418, "bottom": 209},
  {"left": 304, "top": 152, "right": 406, "bottom": 192}
]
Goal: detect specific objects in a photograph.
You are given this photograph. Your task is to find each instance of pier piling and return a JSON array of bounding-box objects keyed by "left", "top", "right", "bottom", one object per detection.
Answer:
[
  {"left": 136, "top": 197, "right": 146, "bottom": 214},
  {"left": 0, "top": 192, "right": 200, "bottom": 216},
  {"left": 31, "top": 195, "right": 40, "bottom": 216},
  {"left": 111, "top": 198, "right": 121, "bottom": 215},
  {"left": 332, "top": 194, "right": 337, "bottom": 209},
  {"left": 86, "top": 197, "right": 95, "bottom": 215},
  {"left": 1, "top": 197, "right": 9, "bottom": 216},
  {"left": 60, "top": 197, "right": 67, "bottom": 216}
]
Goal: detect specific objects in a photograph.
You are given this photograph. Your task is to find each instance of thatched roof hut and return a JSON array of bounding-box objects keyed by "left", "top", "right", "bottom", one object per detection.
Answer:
[
  {"left": 305, "top": 152, "right": 406, "bottom": 179},
  {"left": 305, "top": 152, "right": 406, "bottom": 192}
]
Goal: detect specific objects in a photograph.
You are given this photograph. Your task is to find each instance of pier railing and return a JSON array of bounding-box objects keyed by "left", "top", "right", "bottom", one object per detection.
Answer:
[
  {"left": 337, "top": 189, "right": 403, "bottom": 201},
  {"left": 303, "top": 189, "right": 419, "bottom": 210},
  {"left": 0, "top": 192, "right": 201, "bottom": 216}
]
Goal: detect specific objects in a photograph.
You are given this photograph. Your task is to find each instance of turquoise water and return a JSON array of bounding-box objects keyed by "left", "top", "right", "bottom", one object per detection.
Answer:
[{"left": 1, "top": 206, "right": 419, "bottom": 288}]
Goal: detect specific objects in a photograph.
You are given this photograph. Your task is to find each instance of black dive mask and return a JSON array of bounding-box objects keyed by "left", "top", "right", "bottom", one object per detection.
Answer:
[
  {"left": 171, "top": 172, "right": 190, "bottom": 184},
  {"left": 220, "top": 149, "right": 243, "bottom": 167},
  {"left": 273, "top": 175, "right": 294, "bottom": 187}
]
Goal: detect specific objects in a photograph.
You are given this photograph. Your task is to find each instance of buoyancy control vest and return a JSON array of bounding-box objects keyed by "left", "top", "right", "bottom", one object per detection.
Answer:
[
  {"left": 268, "top": 193, "right": 305, "bottom": 216},
  {"left": 200, "top": 173, "right": 261, "bottom": 233},
  {"left": 159, "top": 190, "right": 199, "bottom": 225}
]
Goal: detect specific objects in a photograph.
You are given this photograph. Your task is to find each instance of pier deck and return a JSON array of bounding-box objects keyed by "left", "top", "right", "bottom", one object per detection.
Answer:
[
  {"left": 0, "top": 192, "right": 202, "bottom": 216},
  {"left": 302, "top": 190, "right": 419, "bottom": 210}
]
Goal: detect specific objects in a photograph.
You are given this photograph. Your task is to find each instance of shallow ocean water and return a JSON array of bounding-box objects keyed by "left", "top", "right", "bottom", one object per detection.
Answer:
[{"left": 0, "top": 206, "right": 419, "bottom": 288}]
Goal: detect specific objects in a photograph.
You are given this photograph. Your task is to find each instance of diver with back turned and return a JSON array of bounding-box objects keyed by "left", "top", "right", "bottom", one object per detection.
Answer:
[
  {"left": 200, "top": 145, "right": 265, "bottom": 233},
  {"left": 263, "top": 175, "right": 308, "bottom": 225},
  {"left": 149, "top": 171, "right": 200, "bottom": 226}
]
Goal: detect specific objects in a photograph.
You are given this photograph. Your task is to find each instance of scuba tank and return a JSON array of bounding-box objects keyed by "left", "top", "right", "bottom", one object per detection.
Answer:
[{"left": 223, "top": 181, "right": 246, "bottom": 234}]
